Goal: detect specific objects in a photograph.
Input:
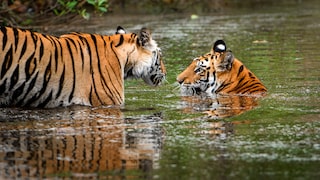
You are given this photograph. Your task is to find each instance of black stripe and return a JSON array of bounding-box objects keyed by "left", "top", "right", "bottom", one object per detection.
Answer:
[
  {"left": 66, "top": 37, "right": 81, "bottom": 71},
  {"left": 17, "top": 79, "right": 39, "bottom": 106},
  {"left": 12, "top": 83, "right": 25, "bottom": 101},
  {"left": 91, "top": 35, "right": 110, "bottom": 104},
  {"left": 45, "top": 35, "right": 59, "bottom": 73},
  {"left": 65, "top": 39, "right": 76, "bottom": 103},
  {"left": 110, "top": 41, "right": 122, "bottom": 71},
  {"left": 78, "top": 36, "right": 86, "bottom": 70},
  {"left": 80, "top": 37, "right": 92, "bottom": 72},
  {"left": 44, "top": 59, "right": 52, "bottom": 82},
  {"left": 136, "top": 39, "right": 140, "bottom": 46},
  {"left": 28, "top": 64, "right": 52, "bottom": 106},
  {"left": 9, "top": 65, "right": 19, "bottom": 90},
  {"left": 55, "top": 38, "right": 63, "bottom": 73},
  {"left": 131, "top": 33, "right": 136, "bottom": 39},
  {"left": 27, "top": 72, "right": 38, "bottom": 92},
  {"left": 150, "top": 74, "right": 157, "bottom": 83},
  {"left": 18, "top": 35, "right": 28, "bottom": 60},
  {"left": 56, "top": 66, "right": 65, "bottom": 98},
  {"left": 115, "top": 34, "right": 124, "bottom": 47},
  {"left": 231, "top": 76, "right": 246, "bottom": 93},
  {"left": 215, "top": 82, "right": 232, "bottom": 93},
  {"left": 89, "top": 86, "right": 93, "bottom": 105},
  {"left": 212, "top": 71, "right": 216, "bottom": 82},
  {"left": 237, "top": 76, "right": 246, "bottom": 86},
  {"left": 109, "top": 42, "right": 124, "bottom": 102},
  {"left": 126, "top": 47, "right": 136, "bottom": 69},
  {"left": 25, "top": 53, "right": 36, "bottom": 81},
  {"left": 0, "top": 79, "right": 7, "bottom": 94},
  {"left": 247, "top": 86, "right": 267, "bottom": 94},
  {"left": 13, "top": 28, "right": 19, "bottom": 52},
  {"left": 91, "top": 73, "right": 103, "bottom": 105},
  {"left": 1, "top": 27, "right": 7, "bottom": 51},
  {"left": 65, "top": 37, "right": 78, "bottom": 52},
  {"left": 248, "top": 72, "right": 254, "bottom": 78},
  {"left": 81, "top": 36, "right": 99, "bottom": 105},
  {"left": 31, "top": 33, "right": 38, "bottom": 45},
  {"left": 39, "top": 38, "right": 44, "bottom": 60},
  {"left": 237, "top": 82, "right": 263, "bottom": 94},
  {"left": 38, "top": 91, "right": 53, "bottom": 107},
  {"left": 204, "top": 71, "right": 210, "bottom": 82},
  {"left": 125, "top": 68, "right": 133, "bottom": 78},
  {"left": 233, "top": 81, "right": 250, "bottom": 93},
  {"left": 237, "top": 65, "right": 244, "bottom": 77},
  {"left": 23, "top": 72, "right": 39, "bottom": 106},
  {"left": 1, "top": 46, "right": 13, "bottom": 79},
  {"left": 53, "top": 39, "right": 59, "bottom": 72}
]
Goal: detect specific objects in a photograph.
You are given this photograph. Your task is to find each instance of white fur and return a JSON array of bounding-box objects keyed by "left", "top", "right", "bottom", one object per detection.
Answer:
[
  {"left": 144, "top": 39, "right": 158, "bottom": 52},
  {"left": 134, "top": 42, "right": 158, "bottom": 77},
  {"left": 117, "top": 29, "right": 126, "bottom": 34},
  {"left": 217, "top": 44, "right": 226, "bottom": 51}
]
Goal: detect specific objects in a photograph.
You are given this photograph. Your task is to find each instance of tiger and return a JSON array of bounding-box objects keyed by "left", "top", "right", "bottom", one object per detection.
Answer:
[
  {"left": 177, "top": 40, "right": 267, "bottom": 118},
  {"left": 0, "top": 26, "right": 166, "bottom": 108}
]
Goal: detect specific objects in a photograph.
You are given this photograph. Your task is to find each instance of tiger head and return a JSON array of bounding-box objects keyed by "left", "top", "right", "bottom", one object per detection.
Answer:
[
  {"left": 176, "top": 52, "right": 214, "bottom": 96},
  {"left": 177, "top": 40, "right": 266, "bottom": 96},
  {"left": 116, "top": 26, "right": 166, "bottom": 86}
]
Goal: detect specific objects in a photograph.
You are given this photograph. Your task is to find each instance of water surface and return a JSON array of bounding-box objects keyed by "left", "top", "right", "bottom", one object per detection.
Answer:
[{"left": 1, "top": 1, "right": 320, "bottom": 179}]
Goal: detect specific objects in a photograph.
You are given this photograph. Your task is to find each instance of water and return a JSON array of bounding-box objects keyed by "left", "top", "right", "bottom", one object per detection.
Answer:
[{"left": 1, "top": 1, "right": 320, "bottom": 179}]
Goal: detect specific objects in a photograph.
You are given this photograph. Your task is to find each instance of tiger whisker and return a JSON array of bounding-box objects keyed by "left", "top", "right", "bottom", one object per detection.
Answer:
[
  {"left": 162, "top": 77, "right": 169, "bottom": 84},
  {"left": 172, "top": 84, "right": 181, "bottom": 91}
]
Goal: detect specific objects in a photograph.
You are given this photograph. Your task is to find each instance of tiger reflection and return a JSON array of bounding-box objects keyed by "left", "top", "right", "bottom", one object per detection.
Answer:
[
  {"left": 196, "top": 120, "right": 235, "bottom": 139},
  {"left": 0, "top": 107, "right": 163, "bottom": 179},
  {"left": 180, "top": 94, "right": 259, "bottom": 119}
]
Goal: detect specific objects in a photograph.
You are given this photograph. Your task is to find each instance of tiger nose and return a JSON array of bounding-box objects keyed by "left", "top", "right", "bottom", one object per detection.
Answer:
[{"left": 176, "top": 76, "right": 185, "bottom": 84}]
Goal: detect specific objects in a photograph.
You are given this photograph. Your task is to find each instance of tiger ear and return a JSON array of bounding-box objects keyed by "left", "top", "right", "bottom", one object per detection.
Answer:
[
  {"left": 213, "top": 40, "right": 227, "bottom": 53},
  {"left": 116, "top": 26, "right": 126, "bottom": 34},
  {"left": 224, "top": 51, "right": 234, "bottom": 71},
  {"left": 213, "top": 40, "right": 233, "bottom": 71},
  {"left": 138, "top": 27, "right": 153, "bottom": 47}
]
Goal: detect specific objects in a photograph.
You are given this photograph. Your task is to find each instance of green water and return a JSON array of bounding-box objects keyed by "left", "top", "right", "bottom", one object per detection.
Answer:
[{"left": 1, "top": 1, "right": 320, "bottom": 179}]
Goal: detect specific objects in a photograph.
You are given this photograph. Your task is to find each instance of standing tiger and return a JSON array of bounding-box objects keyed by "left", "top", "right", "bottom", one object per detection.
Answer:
[
  {"left": 177, "top": 40, "right": 266, "bottom": 118},
  {"left": 0, "top": 26, "right": 166, "bottom": 108}
]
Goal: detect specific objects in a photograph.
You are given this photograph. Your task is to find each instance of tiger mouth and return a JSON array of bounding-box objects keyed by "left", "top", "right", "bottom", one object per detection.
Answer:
[
  {"left": 179, "top": 80, "right": 214, "bottom": 96},
  {"left": 143, "top": 72, "right": 166, "bottom": 86},
  {"left": 151, "top": 73, "right": 166, "bottom": 86},
  {"left": 179, "top": 83, "right": 203, "bottom": 96}
]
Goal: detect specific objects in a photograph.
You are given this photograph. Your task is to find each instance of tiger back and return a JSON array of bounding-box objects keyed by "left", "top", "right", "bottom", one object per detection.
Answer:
[
  {"left": 177, "top": 40, "right": 266, "bottom": 118},
  {"left": 0, "top": 26, "right": 166, "bottom": 108}
]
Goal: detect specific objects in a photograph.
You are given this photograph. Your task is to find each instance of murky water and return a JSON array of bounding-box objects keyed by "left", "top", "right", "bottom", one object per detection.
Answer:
[{"left": 1, "top": 1, "right": 320, "bottom": 179}]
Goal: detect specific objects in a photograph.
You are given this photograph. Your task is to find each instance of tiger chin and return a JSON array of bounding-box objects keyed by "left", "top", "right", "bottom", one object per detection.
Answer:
[
  {"left": 177, "top": 40, "right": 267, "bottom": 118},
  {"left": 0, "top": 26, "right": 166, "bottom": 108}
]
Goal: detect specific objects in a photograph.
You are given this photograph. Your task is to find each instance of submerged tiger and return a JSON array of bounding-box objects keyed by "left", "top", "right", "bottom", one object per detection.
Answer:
[
  {"left": 177, "top": 39, "right": 266, "bottom": 96},
  {"left": 0, "top": 26, "right": 166, "bottom": 108},
  {"left": 177, "top": 40, "right": 266, "bottom": 118}
]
